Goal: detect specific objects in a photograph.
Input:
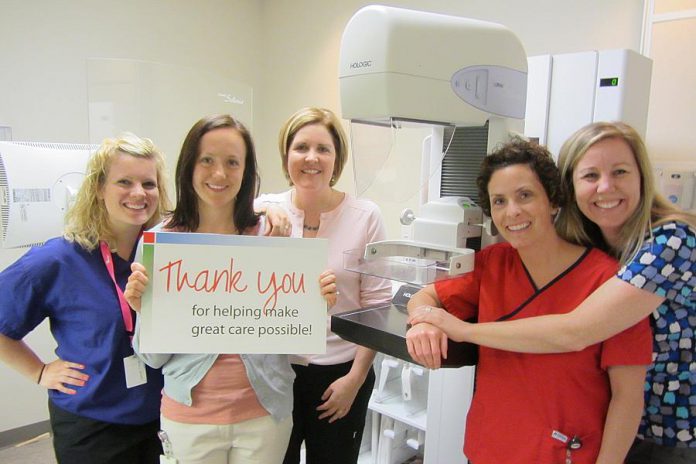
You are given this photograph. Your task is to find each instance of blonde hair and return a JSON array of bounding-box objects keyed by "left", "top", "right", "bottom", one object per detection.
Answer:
[
  {"left": 64, "top": 133, "right": 170, "bottom": 251},
  {"left": 278, "top": 107, "right": 348, "bottom": 187},
  {"left": 556, "top": 121, "right": 696, "bottom": 264}
]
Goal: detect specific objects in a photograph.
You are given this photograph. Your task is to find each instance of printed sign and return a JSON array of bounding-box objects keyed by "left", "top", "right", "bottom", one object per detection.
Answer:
[{"left": 138, "top": 231, "right": 328, "bottom": 354}]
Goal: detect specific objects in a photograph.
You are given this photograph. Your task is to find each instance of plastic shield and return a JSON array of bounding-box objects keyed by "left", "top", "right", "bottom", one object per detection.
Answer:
[
  {"left": 349, "top": 119, "right": 456, "bottom": 206},
  {"left": 87, "top": 59, "right": 253, "bottom": 197}
]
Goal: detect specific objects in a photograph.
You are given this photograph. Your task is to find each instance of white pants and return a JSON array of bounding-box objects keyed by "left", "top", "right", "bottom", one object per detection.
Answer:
[{"left": 160, "top": 414, "right": 292, "bottom": 464}]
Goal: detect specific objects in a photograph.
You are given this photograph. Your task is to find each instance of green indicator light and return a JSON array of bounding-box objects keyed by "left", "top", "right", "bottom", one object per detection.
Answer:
[{"left": 599, "top": 77, "right": 619, "bottom": 87}]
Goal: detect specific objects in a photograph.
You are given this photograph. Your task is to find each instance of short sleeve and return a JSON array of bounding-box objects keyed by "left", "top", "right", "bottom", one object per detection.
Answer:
[
  {"left": 600, "top": 317, "right": 652, "bottom": 369},
  {"left": 0, "top": 249, "right": 50, "bottom": 339},
  {"left": 434, "top": 249, "right": 487, "bottom": 321},
  {"left": 617, "top": 222, "right": 696, "bottom": 305}
]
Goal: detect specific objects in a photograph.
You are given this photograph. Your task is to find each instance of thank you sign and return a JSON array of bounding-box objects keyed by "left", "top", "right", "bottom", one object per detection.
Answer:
[{"left": 138, "top": 231, "right": 328, "bottom": 354}]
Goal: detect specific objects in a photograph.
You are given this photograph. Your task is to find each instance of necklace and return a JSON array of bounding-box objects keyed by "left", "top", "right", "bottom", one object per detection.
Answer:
[{"left": 303, "top": 223, "right": 320, "bottom": 231}]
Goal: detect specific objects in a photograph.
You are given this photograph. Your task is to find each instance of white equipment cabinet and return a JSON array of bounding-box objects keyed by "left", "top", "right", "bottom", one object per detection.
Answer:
[
  {"left": 524, "top": 49, "right": 652, "bottom": 157},
  {"left": 365, "top": 356, "right": 473, "bottom": 464}
]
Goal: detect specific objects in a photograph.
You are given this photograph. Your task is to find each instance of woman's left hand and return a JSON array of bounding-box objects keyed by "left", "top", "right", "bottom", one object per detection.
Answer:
[
  {"left": 319, "top": 270, "right": 338, "bottom": 308},
  {"left": 408, "top": 305, "right": 469, "bottom": 342},
  {"left": 317, "top": 374, "right": 362, "bottom": 423},
  {"left": 262, "top": 205, "right": 292, "bottom": 237}
]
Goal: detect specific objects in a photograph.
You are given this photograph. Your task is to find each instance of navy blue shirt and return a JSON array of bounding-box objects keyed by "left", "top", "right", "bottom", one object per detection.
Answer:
[{"left": 0, "top": 237, "right": 162, "bottom": 425}]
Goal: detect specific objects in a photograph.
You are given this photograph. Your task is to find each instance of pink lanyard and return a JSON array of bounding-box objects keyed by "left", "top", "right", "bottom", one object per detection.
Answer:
[{"left": 99, "top": 241, "right": 134, "bottom": 338}]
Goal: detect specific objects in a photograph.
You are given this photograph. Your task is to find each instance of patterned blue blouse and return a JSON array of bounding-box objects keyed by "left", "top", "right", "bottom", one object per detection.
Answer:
[{"left": 617, "top": 221, "right": 696, "bottom": 448}]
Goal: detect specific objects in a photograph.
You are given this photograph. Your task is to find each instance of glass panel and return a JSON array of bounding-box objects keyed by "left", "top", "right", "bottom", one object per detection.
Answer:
[
  {"left": 87, "top": 59, "right": 253, "bottom": 195},
  {"left": 350, "top": 120, "right": 455, "bottom": 204},
  {"left": 344, "top": 249, "right": 455, "bottom": 286}
]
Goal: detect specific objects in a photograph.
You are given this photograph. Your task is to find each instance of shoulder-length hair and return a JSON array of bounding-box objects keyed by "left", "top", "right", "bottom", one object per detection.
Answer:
[
  {"left": 64, "top": 132, "right": 170, "bottom": 251},
  {"left": 556, "top": 121, "right": 696, "bottom": 264},
  {"left": 166, "top": 114, "right": 260, "bottom": 232},
  {"left": 278, "top": 107, "right": 348, "bottom": 187}
]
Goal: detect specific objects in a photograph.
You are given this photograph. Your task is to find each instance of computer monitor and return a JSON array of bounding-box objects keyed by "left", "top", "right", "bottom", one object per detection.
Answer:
[{"left": 0, "top": 141, "right": 95, "bottom": 248}]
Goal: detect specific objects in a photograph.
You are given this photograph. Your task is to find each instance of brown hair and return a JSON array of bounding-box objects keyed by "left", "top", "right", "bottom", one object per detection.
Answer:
[
  {"left": 167, "top": 114, "right": 260, "bottom": 232},
  {"left": 278, "top": 107, "right": 348, "bottom": 186}
]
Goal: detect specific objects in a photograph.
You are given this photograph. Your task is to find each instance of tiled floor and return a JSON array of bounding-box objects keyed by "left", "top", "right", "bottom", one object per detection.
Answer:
[
  {"left": 0, "top": 433, "right": 56, "bottom": 463},
  {"left": 0, "top": 433, "right": 417, "bottom": 464}
]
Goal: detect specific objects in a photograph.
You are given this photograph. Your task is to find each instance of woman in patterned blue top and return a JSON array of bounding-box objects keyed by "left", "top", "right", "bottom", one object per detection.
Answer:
[{"left": 408, "top": 122, "right": 696, "bottom": 463}]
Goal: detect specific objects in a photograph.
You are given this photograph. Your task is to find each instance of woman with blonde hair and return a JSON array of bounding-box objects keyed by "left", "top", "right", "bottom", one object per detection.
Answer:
[
  {"left": 257, "top": 107, "right": 392, "bottom": 464},
  {"left": 0, "top": 133, "right": 170, "bottom": 463},
  {"left": 408, "top": 121, "right": 696, "bottom": 464}
]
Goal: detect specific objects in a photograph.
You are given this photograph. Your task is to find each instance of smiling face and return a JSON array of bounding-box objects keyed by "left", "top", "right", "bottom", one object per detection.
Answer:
[
  {"left": 99, "top": 152, "right": 159, "bottom": 235},
  {"left": 287, "top": 123, "right": 336, "bottom": 192},
  {"left": 572, "top": 137, "right": 641, "bottom": 246},
  {"left": 192, "top": 127, "right": 246, "bottom": 214},
  {"left": 488, "top": 164, "right": 559, "bottom": 252}
]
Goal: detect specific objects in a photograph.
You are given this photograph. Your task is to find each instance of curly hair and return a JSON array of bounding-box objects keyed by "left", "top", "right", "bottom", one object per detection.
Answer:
[
  {"left": 63, "top": 133, "right": 170, "bottom": 251},
  {"left": 477, "top": 137, "right": 564, "bottom": 217}
]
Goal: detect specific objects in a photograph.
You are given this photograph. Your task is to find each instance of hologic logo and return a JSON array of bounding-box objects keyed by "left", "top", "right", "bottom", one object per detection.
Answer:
[{"left": 350, "top": 60, "right": 373, "bottom": 69}]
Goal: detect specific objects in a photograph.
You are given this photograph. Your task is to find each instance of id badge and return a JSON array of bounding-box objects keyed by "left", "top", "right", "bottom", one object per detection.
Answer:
[{"left": 124, "top": 354, "right": 147, "bottom": 388}]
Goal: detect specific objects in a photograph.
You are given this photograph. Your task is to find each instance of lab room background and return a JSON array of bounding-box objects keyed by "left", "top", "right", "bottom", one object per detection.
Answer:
[{"left": 1, "top": 0, "right": 694, "bottom": 447}]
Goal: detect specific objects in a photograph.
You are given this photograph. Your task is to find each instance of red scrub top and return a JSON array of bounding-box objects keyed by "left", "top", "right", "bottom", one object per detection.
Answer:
[{"left": 435, "top": 243, "right": 652, "bottom": 464}]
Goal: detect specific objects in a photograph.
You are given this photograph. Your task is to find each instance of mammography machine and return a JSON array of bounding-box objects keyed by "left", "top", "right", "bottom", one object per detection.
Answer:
[
  {"left": 330, "top": 5, "right": 528, "bottom": 463},
  {"left": 336, "top": 4, "right": 527, "bottom": 286}
]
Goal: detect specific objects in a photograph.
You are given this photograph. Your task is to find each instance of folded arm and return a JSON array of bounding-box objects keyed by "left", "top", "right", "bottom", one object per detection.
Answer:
[
  {"left": 405, "top": 285, "right": 450, "bottom": 369},
  {"left": 410, "top": 277, "right": 663, "bottom": 354}
]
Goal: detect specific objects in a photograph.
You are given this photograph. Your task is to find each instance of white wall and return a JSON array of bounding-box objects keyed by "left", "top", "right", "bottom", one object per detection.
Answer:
[
  {"left": 1, "top": 0, "right": 646, "bottom": 434},
  {"left": 255, "top": 0, "right": 645, "bottom": 239},
  {"left": 0, "top": 0, "right": 264, "bottom": 433},
  {"left": 644, "top": 1, "right": 696, "bottom": 162}
]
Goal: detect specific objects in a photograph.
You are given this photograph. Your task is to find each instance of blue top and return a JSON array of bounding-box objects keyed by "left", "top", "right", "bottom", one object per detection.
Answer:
[
  {"left": 0, "top": 237, "right": 163, "bottom": 425},
  {"left": 617, "top": 222, "right": 696, "bottom": 448}
]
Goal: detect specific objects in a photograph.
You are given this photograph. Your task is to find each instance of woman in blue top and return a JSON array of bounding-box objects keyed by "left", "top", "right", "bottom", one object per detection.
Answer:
[
  {"left": 408, "top": 122, "right": 696, "bottom": 464},
  {"left": 0, "top": 133, "right": 171, "bottom": 463}
]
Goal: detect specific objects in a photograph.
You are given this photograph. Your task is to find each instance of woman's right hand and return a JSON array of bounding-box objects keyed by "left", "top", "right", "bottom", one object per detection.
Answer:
[
  {"left": 406, "top": 322, "right": 448, "bottom": 369},
  {"left": 39, "top": 359, "right": 89, "bottom": 395},
  {"left": 262, "top": 205, "right": 292, "bottom": 237},
  {"left": 124, "top": 262, "right": 149, "bottom": 312}
]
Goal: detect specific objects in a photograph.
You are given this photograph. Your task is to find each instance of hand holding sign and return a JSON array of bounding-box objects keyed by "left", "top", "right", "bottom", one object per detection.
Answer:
[
  {"left": 124, "top": 262, "right": 149, "bottom": 312},
  {"left": 137, "top": 231, "right": 329, "bottom": 355}
]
